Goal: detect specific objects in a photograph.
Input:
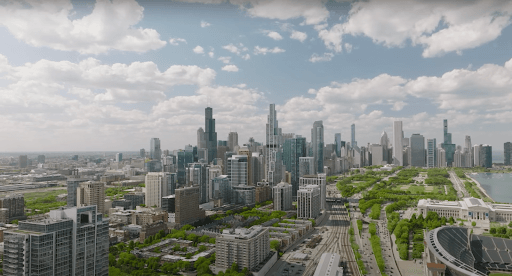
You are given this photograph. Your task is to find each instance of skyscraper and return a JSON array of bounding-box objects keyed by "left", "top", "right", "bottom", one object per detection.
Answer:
[
  {"left": 205, "top": 107, "right": 218, "bottom": 163},
  {"left": 312, "top": 121, "right": 324, "bottom": 173},
  {"left": 441, "top": 119, "right": 455, "bottom": 167},
  {"left": 77, "top": 181, "right": 106, "bottom": 214},
  {"left": 380, "top": 131, "right": 389, "bottom": 164},
  {"left": 266, "top": 104, "right": 283, "bottom": 186},
  {"left": 410, "top": 134, "right": 425, "bottom": 167},
  {"left": 150, "top": 138, "right": 161, "bottom": 160},
  {"left": 145, "top": 172, "right": 171, "bottom": 208},
  {"left": 481, "top": 145, "right": 492, "bottom": 168},
  {"left": 283, "top": 136, "right": 307, "bottom": 196},
  {"left": 474, "top": 144, "right": 482, "bottom": 167},
  {"left": 227, "top": 155, "right": 248, "bottom": 187},
  {"left": 37, "top": 155, "right": 45, "bottom": 164},
  {"left": 116, "top": 152, "right": 123, "bottom": 162},
  {"left": 228, "top": 132, "right": 239, "bottom": 152},
  {"left": 351, "top": 123, "right": 356, "bottom": 149},
  {"left": 504, "top": 142, "right": 511, "bottom": 166},
  {"left": 4, "top": 206, "right": 109, "bottom": 276},
  {"left": 18, "top": 155, "right": 27, "bottom": 168},
  {"left": 197, "top": 127, "right": 206, "bottom": 149},
  {"left": 335, "top": 133, "right": 342, "bottom": 157},
  {"left": 427, "top": 138, "right": 437, "bottom": 168},
  {"left": 393, "top": 121, "right": 403, "bottom": 166},
  {"left": 140, "top": 148, "right": 145, "bottom": 158}
]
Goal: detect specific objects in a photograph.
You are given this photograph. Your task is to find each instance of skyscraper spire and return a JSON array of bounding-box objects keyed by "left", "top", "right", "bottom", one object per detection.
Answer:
[{"left": 205, "top": 107, "right": 217, "bottom": 163}]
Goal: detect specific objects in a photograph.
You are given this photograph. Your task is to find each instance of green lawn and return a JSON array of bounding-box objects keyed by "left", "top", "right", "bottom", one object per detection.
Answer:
[
  {"left": 392, "top": 185, "right": 443, "bottom": 194},
  {"left": 24, "top": 189, "right": 67, "bottom": 200},
  {"left": 25, "top": 189, "right": 67, "bottom": 216},
  {"left": 489, "top": 273, "right": 512, "bottom": 276}
]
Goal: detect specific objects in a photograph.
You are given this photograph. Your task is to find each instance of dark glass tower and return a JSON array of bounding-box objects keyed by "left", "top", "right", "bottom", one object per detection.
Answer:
[
  {"left": 441, "top": 119, "right": 455, "bottom": 167},
  {"left": 283, "top": 136, "right": 306, "bottom": 196},
  {"left": 205, "top": 107, "right": 217, "bottom": 163}
]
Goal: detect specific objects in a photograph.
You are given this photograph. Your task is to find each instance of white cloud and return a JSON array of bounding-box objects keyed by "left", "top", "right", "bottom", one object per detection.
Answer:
[
  {"left": 0, "top": 0, "right": 166, "bottom": 54},
  {"left": 193, "top": 45, "right": 205, "bottom": 54},
  {"left": 254, "top": 46, "right": 285, "bottom": 55},
  {"left": 222, "top": 43, "right": 250, "bottom": 60},
  {"left": 290, "top": 30, "right": 307, "bottom": 42},
  {"left": 200, "top": 20, "right": 211, "bottom": 28},
  {"left": 241, "top": 54, "right": 251, "bottom": 60},
  {"left": 344, "top": 43, "right": 352, "bottom": 53},
  {"left": 222, "top": 65, "right": 239, "bottom": 72},
  {"left": 218, "top": 56, "right": 232, "bottom": 64},
  {"left": 391, "top": 101, "right": 407, "bottom": 111},
  {"left": 317, "top": 24, "right": 344, "bottom": 52},
  {"left": 309, "top": 53, "right": 334, "bottom": 63},
  {"left": 341, "top": 0, "right": 512, "bottom": 57},
  {"left": 208, "top": 51, "right": 215, "bottom": 58},
  {"left": 267, "top": 31, "right": 283, "bottom": 40},
  {"left": 169, "top": 37, "right": 187, "bottom": 46},
  {"left": 240, "top": 0, "right": 329, "bottom": 25}
]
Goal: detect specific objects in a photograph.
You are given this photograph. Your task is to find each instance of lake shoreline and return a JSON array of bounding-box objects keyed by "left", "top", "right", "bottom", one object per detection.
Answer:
[
  {"left": 467, "top": 174, "right": 495, "bottom": 202},
  {"left": 468, "top": 173, "right": 512, "bottom": 204}
]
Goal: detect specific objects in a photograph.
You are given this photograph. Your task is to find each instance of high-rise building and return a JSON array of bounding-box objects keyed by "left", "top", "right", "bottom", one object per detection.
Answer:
[
  {"left": 273, "top": 182, "right": 292, "bottom": 211},
  {"left": 474, "top": 144, "right": 482, "bottom": 167},
  {"left": 299, "top": 157, "right": 315, "bottom": 177},
  {"left": 266, "top": 104, "right": 283, "bottom": 186},
  {"left": 410, "top": 134, "right": 425, "bottom": 167},
  {"left": 140, "top": 148, "right": 145, "bottom": 158},
  {"left": 441, "top": 119, "right": 456, "bottom": 167},
  {"left": 370, "top": 144, "right": 383, "bottom": 166},
  {"left": 312, "top": 121, "right": 324, "bottom": 173},
  {"left": 197, "top": 127, "right": 206, "bottom": 149},
  {"left": 427, "top": 138, "right": 437, "bottom": 168},
  {"left": 175, "top": 186, "right": 205, "bottom": 226},
  {"left": 437, "top": 147, "right": 446, "bottom": 167},
  {"left": 299, "top": 174, "right": 326, "bottom": 210},
  {"left": 297, "top": 185, "right": 321, "bottom": 219},
  {"left": 351, "top": 123, "right": 356, "bottom": 149},
  {"left": 37, "top": 155, "right": 45, "bottom": 164},
  {"left": 464, "top": 135, "right": 473, "bottom": 167},
  {"left": 77, "top": 181, "right": 106, "bottom": 214},
  {"left": 393, "top": 121, "right": 403, "bottom": 166},
  {"left": 186, "top": 163, "right": 208, "bottom": 203},
  {"left": 380, "top": 131, "right": 389, "bottom": 164},
  {"left": 161, "top": 195, "right": 175, "bottom": 213},
  {"left": 116, "top": 152, "right": 123, "bottom": 162},
  {"left": 212, "top": 175, "right": 231, "bottom": 203},
  {"left": 334, "top": 133, "right": 342, "bottom": 157},
  {"left": 0, "top": 194, "right": 26, "bottom": 223},
  {"left": 482, "top": 145, "right": 492, "bottom": 168},
  {"left": 3, "top": 206, "right": 109, "bottom": 276},
  {"left": 232, "top": 185, "right": 256, "bottom": 205},
  {"left": 67, "top": 178, "right": 88, "bottom": 207},
  {"left": 205, "top": 107, "right": 218, "bottom": 163},
  {"left": 228, "top": 132, "right": 239, "bottom": 152},
  {"left": 207, "top": 165, "right": 222, "bottom": 200},
  {"left": 215, "top": 226, "right": 270, "bottom": 272},
  {"left": 150, "top": 138, "right": 162, "bottom": 160},
  {"left": 504, "top": 142, "right": 512, "bottom": 166},
  {"left": 145, "top": 172, "right": 171, "bottom": 208},
  {"left": 238, "top": 147, "right": 253, "bottom": 186},
  {"left": 18, "top": 155, "right": 28, "bottom": 168},
  {"left": 227, "top": 155, "right": 248, "bottom": 187},
  {"left": 283, "top": 136, "right": 307, "bottom": 196}
]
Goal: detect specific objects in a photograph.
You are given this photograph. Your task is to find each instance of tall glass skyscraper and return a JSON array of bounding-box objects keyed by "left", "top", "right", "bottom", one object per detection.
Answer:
[
  {"left": 283, "top": 136, "right": 307, "bottom": 196},
  {"left": 441, "top": 119, "right": 456, "bottom": 167},
  {"left": 150, "top": 138, "right": 161, "bottom": 160},
  {"left": 393, "top": 121, "right": 403, "bottom": 166},
  {"left": 427, "top": 138, "right": 437, "bottom": 168},
  {"left": 482, "top": 145, "right": 492, "bottom": 168},
  {"left": 205, "top": 107, "right": 217, "bottom": 163},
  {"left": 505, "top": 142, "right": 511, "bottom": 166},
  {"left": 351, "top": 123, "right": 356, "bottom": 149},
  {"left": 312, "top": 121, "right": 324, "bottom": 173},
  {"left": 334, "top": 133, "right": 342, "bottom": 157},
  {"left": 266, "top": 104, "right": 283, "bottom": 186},
  {"left": 410, "top": 134, "right": 425, "bottom": 167}
]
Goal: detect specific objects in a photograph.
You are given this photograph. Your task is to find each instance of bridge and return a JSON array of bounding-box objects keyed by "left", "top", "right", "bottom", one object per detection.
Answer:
[{"left": 325, "top": 197, "right": 360, "bottom": 203}]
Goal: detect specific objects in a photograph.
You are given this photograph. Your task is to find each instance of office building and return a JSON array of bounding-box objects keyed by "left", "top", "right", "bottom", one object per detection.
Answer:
[
  {"left": 227, "top": 155, "right": 248, "bottom": 187},
  {"left": 441, "top": 119, "right": 456, "bottom": 167},
  {"left": 175, "top": 186, "right": 205, "bottom": 226},
  {"left": 186, "top": 163, "right": 207, "bottom": 203},
  {"left": 370, "top": 144, "right": 383, "bottom": 166},
  {"left": 67, "top": 178, "right": 88, "bottom": 207},
  {"left": 393, "top": 121, "right": 403, "bottom": 166},
  {"left": 232, "top": 185, "right": 256, "bottom": 205},
  {"left": 255, "top": 182, "right": 272, "bottom": 203},
  {"left": 228, "top": 132, "right": 239, "bottom": 152},
  {"left": 218, "top": 140, "right": 228, "bottom": 147},
  {"left": 266, "top": 104, "right": 283, "bottom": 186},
  {"left": 380, "top": 131, "right": 389, "bottom": 164},
  {"left": 77, "top": 181, "right": 105, "bottom": 213},
  {"left": 212, "top": 175, "right": 231, "bottom": 203},
  {"left": 283, "top": 136, "right": 307, "bottom": 196},
  {"left": 37, "top": 155, "right": 45, "bottom": 164},
  {"left": 207, "top": 165, "right": 222, "bottom": 200},
  {"left": 238, "top": 147, "right": 253, "bottom": 186},
  {"left": 437, "top": 147, "right": 446, "bottom": 167},
  {"left": 0, "top": 194, "right": 26, "bottom": 223},
  {"left": 116, "top": 152, "right": 123, "bottom": 162},
  {"left": 18, "top": 155, "right": 28, "bottom": 168},
  {"left": 474, "top": 144, "right": 482, "bottom": 167},
  {"left": 334, "top": 133, "right": 342, "bottom": 157},
  {"left": 145, "top": 160, "right": 162, "bottom": 172},
  {"left": 299, "top": 157, "right": 315, "bottom": 177},
  {"left": 122, "top": 193, "right": 145, "bottom": 210},
  {"left": 351, "top": 123, "right": 356, "bottom": 149},
  {"left": 313, "top": 253, "right": 344, "bottom": 276},
  {"left": 4, "top": 206, "right": 109, "bottom": 276},
  {"left": 297, "top": 185, "right": 321, "bottom": 219},
  {"left": 205, "top": 107, "right": 218, "bottom": 163},
  {"left": 273, "top": 182, "right": 292, "bottom": 211},
  {"left": 215, "top": 226, "right": 270, "bottom": 272},
  {"left": 312, "top": 121, "right": 324, "bottom": 173},
  {"left": 505, "top": 142, "right": 512, "bottom": 166},
  {"left": 161, "top": 195, "right": 176, "bottom": 213},
  {"left": 145, "top": 172, "right": 171, "bottom": 208},
  {"left": 140, "top": 148, "right": 145, "bottom": 158},
  {"left": 410, "top": 134, "right": 425, "bottom": 167},
  {"left": 197, "top": 127, "right": 206, "bottom": 149},
  {"left": 150, "top": 138, "right": 162, "bottom": 160},
  {"left": 427, "top": 138, "right": 437, "bottom": 168},
  {"left": 482, "top": 145, "right": 492, "bottom": 168},
  {"left": 299, "top": 174, "right": 326, "bottom": 210}
]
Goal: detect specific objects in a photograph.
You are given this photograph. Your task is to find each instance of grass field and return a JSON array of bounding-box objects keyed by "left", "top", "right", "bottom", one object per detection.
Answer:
[
  {"left": 24, "top": 189, "right": 67, "bottom": 200},
  {"left": 25, "top": 189, "right": 67, "bottom": 216},
  {"left": 489, "top": 273, "right": 512, "bottom": 276},
  {"left": 393, "top": 184, "right": 443, "bottom": 194}
]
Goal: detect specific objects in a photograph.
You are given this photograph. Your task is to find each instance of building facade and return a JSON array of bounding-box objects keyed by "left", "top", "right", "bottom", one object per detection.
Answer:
[
  {"left": 273, "top": 182, "right": 292, "bottom": 211},
  {"left": 297, "top": 185, "right": 321, "bottom": 219},
  {"left": 410, "top": 133, "right": 425, "bottom": 167},
  {"left": 150, "top": 138, "right": 161, "bottom": 160},
  {"left": 393, "top": 121, "right": 403, "bottom": 166},
  {"left": 418, "top": 198, "right": 512, "bottom": 222},
  {"left": 145, "top": 172, "right": 171, "bottom": 208},
  {"left": 205, "top": 107, "right": 218, "bottom": 164},
  {"left": 312, "top": 121, "right": 324, "bottom": 173},
  {"left": 175, "top": 186, "right": 205, "bottom": 226},
  {"left": 505, "top": 142, "right": 512, "bottom": 166},
  {"left": 77, "top": 181, "right": 105, "bottom": 213},
  {"left": 299, "top": 174, "right": 326, "bottom": 210}
]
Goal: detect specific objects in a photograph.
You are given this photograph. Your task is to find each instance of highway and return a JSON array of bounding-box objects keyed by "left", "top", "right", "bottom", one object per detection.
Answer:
[
  {"left": 302, "top": 201, "right": 359, "bottom": 276},
  {"left": 449, "top": 171, "right": 469, "bottom": 198}
]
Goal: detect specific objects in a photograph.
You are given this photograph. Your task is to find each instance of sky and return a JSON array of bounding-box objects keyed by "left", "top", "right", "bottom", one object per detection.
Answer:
[{"left": 0, "top": 0, "right": 511, "bottom": 152}]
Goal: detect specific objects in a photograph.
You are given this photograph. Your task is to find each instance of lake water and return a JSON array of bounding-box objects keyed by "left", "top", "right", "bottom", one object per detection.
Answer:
[{"left": 469, "top": 173, "right": 512, "bottom": 203}]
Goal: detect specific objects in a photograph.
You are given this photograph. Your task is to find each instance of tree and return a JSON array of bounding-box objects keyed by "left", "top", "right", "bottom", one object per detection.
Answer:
[
  {"left": 471, "top": 221, "right": 476, "bottom": 227},
  {"left": 490, "top": 228, "right": 497, "bottom": 234},
  {"left": 508, "top": 221, "right": 512, "bottom": 228},
  {"left": 270, "top": 240, "right": 280, "bottom": 251},
  {"left": 10, "top": 219, "right": 18, "bottom": 225}
]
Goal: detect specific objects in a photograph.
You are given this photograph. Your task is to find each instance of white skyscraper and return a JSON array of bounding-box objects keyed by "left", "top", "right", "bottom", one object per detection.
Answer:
[
  {"left": 393, "top": 121, "right": 403, "bottom": 166},
  {"left": 380, "top": 131, "right": 389, "bottom": 164},
  {"left": 145, "top": 172, "right": 170, "bottom": 208},
  {"left": 228, "top": 132, "right": 239, "bottom": 152}
]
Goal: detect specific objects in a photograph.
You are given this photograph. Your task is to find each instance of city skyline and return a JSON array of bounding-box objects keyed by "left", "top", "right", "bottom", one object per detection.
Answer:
[{"left": 1, "top": 0, "right": 512, "bottom": 151}]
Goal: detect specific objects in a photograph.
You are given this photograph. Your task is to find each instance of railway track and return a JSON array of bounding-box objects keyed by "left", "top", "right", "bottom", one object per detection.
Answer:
[{"left": 302, "top": 202, "right": 359, "bottom": 276}]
